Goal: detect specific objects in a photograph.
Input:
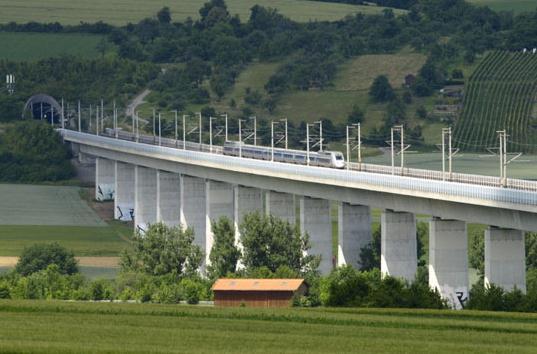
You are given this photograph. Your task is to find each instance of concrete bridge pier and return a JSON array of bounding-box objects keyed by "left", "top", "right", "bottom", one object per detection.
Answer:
[
  {"left": 206, "top": 181, "right": 235, "bottom": 266},
  {"left": 485, "top": 227, "right": 526, "bottom": 292},
  {"left": 234, "top": 186, "right": 263, "bottom": 245},
  {"left": 134, "top": 166, "right": 157, "bottom": 233},
  {"left": 265, "top": 191, "right": 295, "bottom": 225},
  {"left": 381, "top": 210, "right": 417, "bottom": 281},
  {"left": 428, "top": 218, "right": 468, "bottom": 309},
  {"left": 300, "top": 196, "right": 333, "bottom": 275},
  {"left": 114, "top": 162, "right": 134, "bottom": 221},
  {"left": 95, "top": 157, "right": 115, "bottom": 201},
  {"left": 180, "top": 176, "right": 207, "bottom": 262},
  {"left": 157, "top": 171, "right": 181, "bottom": 226},
  {"left": 337, "top": 202, "right": 371, "bottom": 269}
]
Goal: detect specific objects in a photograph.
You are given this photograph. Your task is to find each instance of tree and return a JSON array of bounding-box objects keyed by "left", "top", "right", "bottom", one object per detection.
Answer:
[
  {"left": 369, "top": 75, "right": 395, "bottom": 102},
  {"left": 208, "top": 217, "right": 241, "bottom": 279},
  {"left": 347, "top": 105, "right": 364, "bottom": 125},
  {"left": 240, "top": 212, "right": 319, "bottom": 274},
  {"left": 120, "top": 223, "right": 202, "bottom": 277},
  {"left": 359, "top": 226, "right": 381, "bottom": 271},
  {"left": 157, "top": 7, "right": 172, "bottom": 24},
  {"left": 15, "top": 243, "right": 78, "bottom": 276}
]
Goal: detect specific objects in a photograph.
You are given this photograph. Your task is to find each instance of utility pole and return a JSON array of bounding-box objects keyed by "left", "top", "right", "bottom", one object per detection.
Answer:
[
  {"left": 89, "top": 105, "right": 92, "bottom": 132},
  {"left": 135, "top": 111, "right": 140, "bottom": 142},
  {"left": 281, "top": 118, "right": 288, "bottom": 149},
  {"left": 390, "top": 127, "right": 394, "bottom": 174},
  {"left": 252, "top": 116, "right": 257, "bottom": 146},
  {"left": 495, "top": 130, "right": 521, "bottom": 187},
  {"left": 441, "top": 127, "right": 458, "bottom": 181},
  {"left": 77, "top": 100, "right": 81, "bottom": 132},
  {"left": 113, "top": 100, "right": 118, "bottom": 138},
  {"left": 318, "top": 120, "right": 323, "bottom": 151},
  {"left": 346, "top": 123, "right": 362, "bottom": 170},
  {"left": 306, "top": 123, "right": 311, "bottom": 166},
  {"left": 182, "top": 115, "right": 187, "bottom": 150},
  {"left": 132, "top": 110, "right": 135, "bottom": 135},
  {"left": 95, "top": 105, "right": 99, "bottom": 136},
  {"left": 209, "top": 116, "right": 215, "bottom": 153},
  {"left": 172, "top": 110, "right": 178, "bottom": 147},
  {"left": 100, "top": 99, "right": 104, "bottom": 133},
  {"left": 222, "top": 113, "right": 228, "bottom": 142},
  {"left": 61, "top": 99, "right": 65, "bottom": 129},
  {"left": 239, "top": 119, "right": 243, "bottom": 158},
  {"left": 152, "top": 108, "right": 156, "bottom": 139},
  {"left": 271, "top": 120, "right": 278, "bottom": 162},
  {"left": 197, "top": 112, "right": 202, "bottom": 145},
  {"left": 158, "top": 113, "right": 162, "bottom": 146},
  {"left": 346, "top": 125, "right": 350, "bottom": 170}
]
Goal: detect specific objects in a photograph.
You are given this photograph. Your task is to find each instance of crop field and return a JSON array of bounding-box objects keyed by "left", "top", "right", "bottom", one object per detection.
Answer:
[
  {"left": 0, "top": 0, "right": 404, "bottom": 25},
  {"left": 0, "top": 301, "right": 537, "bottom": 353},
  {"left": 0, "top": 184, "right": 105, "bottom": 226},
  {"left": 0, "top": 32, "right": 110, "bottom": 61},
  {"left": 455, "top": 51, "right": 537, "bottom": 152},
  {"left": 0, "top": 184, "right": 132, "bottom": 256},
  {"left": 468, "top": 0, "right": 537, "bottom": 13}
]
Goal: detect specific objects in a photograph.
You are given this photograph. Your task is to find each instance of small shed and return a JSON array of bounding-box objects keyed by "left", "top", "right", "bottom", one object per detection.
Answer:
[{"left": 212, "top": 278, "right": 307, "bottom": 308}]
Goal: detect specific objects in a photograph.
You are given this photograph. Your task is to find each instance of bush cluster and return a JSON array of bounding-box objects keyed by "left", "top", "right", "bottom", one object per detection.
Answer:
[
  {"left": 467, "top": 283, "right": 537, "bottom": 312},
  {"left": 320, "top": 266, "right": 446, "bottom": 309}
]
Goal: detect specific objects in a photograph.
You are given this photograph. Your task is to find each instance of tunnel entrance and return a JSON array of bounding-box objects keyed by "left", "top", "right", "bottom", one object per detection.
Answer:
[{"left": 22, "top": 94, "right": 62, "bottom": 125}]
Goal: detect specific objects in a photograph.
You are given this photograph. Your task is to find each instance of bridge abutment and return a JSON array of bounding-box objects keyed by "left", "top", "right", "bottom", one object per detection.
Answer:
[
  {"left": 300, "top": 196, "right": 333, "bottom": 274},
  {"left": 156, "top": 171, "right": 181, "bottom": 226},
  {"left": 428, "top": 219, "right": 468, "bottom": 309},
  {"left": 266, "top": 191, "right": 295, "bottom": 224},
  {"left": 485, "top": 227, "right": 526, "bottom": 292},
  {"left": 381, "top": 210, "right": 417, "bottom": 281},
  {"left": 95, "top": 157, "right": 115, "bottom": 201},
  {"left": 337, "top": 202, "right": 371, "bottom": 268},
  {"left": 134, "top": 166, "right": 157, "bottom": 232},
  {"left": 114, "top": 162, "right": 134, "bottom": 221}
]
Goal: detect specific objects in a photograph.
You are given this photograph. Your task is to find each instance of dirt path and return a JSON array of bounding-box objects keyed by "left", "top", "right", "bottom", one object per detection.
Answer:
[
  {"left": 0, "top": 257, "right": 119, "bottom": 268},
  {"left": 126, "top": 89, "right": 150, "bottom": 117}
]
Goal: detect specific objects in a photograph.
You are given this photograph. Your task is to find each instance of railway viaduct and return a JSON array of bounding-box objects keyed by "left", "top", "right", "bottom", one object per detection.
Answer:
[{"left": 62, "top": 128, "right": 537, "bottom": 309}]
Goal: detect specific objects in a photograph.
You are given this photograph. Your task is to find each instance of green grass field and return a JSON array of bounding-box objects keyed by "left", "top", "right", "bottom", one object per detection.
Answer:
[
  {"left": 0, "top": 32, "right": 110, "bottom": 61},
  {"left": 0, "top": 0, "right": 404, "bottom": 25},
  {"left": 0, "top": 184, "right": 105, "bottom": 226},
  {"left": 0, "top": 301, "right": 537, "bottom": 353},
  {"left": 0, "top": 184, "right": 132, "bottom": 256},
  {"left": 0, "top": 224, "right": 130, "bottom": 256},
  {"left": 468, "top": 0, "right": 536, "bottom": 13}
]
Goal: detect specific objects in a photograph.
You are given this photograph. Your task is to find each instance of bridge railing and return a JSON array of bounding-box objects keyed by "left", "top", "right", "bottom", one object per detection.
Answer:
[{"left": 82, "top": 127, "right": 537, "bottom": 193}]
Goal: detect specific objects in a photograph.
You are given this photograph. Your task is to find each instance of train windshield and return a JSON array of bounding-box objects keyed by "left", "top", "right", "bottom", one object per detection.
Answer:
[{"left": 335, "top": 154, "right": 343, "bottom": 160}]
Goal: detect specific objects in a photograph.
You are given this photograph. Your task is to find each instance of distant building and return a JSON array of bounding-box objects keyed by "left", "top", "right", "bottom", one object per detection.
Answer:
[{"left": 212, "top": 278, "right": 307, "bottom": 308}]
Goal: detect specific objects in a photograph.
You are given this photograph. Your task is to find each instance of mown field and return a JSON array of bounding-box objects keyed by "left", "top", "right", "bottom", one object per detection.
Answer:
[
  {"left": 468, "top": 0, "right": 537, "bottom": 13},
  {"left": 0, "top": 0, "right": 404, "bottom": 25},
  {"left": 0, "top": 32, "right": 111, "bottom": 61},
  {"left": 0, "top": 301, "right": 536, "bottom": 353},
  {"left": 455, "top": 50, "right": 537, "bottom": 152}
]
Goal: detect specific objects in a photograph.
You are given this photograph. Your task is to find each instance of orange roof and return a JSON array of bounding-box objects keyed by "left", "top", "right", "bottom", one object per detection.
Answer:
[{"left": 212, "top": 278, "right": 305, "bottom": 292}]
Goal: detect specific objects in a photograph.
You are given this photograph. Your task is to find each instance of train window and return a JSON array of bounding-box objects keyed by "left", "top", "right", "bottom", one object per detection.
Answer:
[{"left": 335, "top": 154, "right": 343, "bottom": 160}]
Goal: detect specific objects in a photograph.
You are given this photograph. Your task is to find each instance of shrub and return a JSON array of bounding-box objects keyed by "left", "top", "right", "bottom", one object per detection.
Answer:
[
  {"left": 90, "top": 279, "right": 113, "bottom": 301},
  {"left": 181, "top": 278, "right": 203, "bottom": 304},
  {"left": 321, "top": 266, "right": 370, "bottom": 307},
  {"left": 15, "top": 243, "right": 78, "bottom": 276}
]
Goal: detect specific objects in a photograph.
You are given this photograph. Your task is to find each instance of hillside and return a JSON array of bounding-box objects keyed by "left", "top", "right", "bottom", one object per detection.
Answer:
[
  {"left": 0, "top": 0, "right": 404, "bottom": 25},
  {"left": 455, "top": 51, "right": 537, "bottom": 152},
  {"left": 467, "top": 0, "right": 537, "bottom": 13}
]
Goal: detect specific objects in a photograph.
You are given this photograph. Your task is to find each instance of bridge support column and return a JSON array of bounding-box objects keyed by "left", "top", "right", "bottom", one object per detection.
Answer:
[
  {"left": 206, "top": 181, "right": 235, "bottom": 266},
  {"left": 265, "top": 191, "right": 295, "bottom": 224},
  {"left": 485, "top": 227, "right": 526, "bottom": 292},
  {"left": 180, "top": 176, "right": 207, "bottom": 263},
  {"left": 95, "top": 157, "right": 115, "bottom": 201},
  {"left": 157, "top": 171, "right": 181, "bottom": 227},
  {"left": 300, "top": 197, "right": 333, "bottom": 275},
  {"left": 114, "top": 162, "right": 134, "bottom": 221},
  {"left": 337, "top": 203, "right": 371, "bottom": 269},
  {"left": 234, "top": 186, "right": 263, "bottom": 245},
  {"left": 381, "top": 210, "right": 417, "bottom": 281},
  {"left": 134, "top": 166, "right": 157, "bottom": 233},
  {"left": 428, "top": 219, "right": 468, "bottom": 309}
]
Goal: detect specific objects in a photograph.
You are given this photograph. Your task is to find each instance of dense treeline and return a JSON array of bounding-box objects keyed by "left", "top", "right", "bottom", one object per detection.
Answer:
[
  {"left": 0, "top": 58, "right": 159, "bottom": 121},
  {"left": 306, "top": 0, "right": 417, "bottom": 10},
  {"left": 0, "top": 122, "right": 74, "bottom": 182}
]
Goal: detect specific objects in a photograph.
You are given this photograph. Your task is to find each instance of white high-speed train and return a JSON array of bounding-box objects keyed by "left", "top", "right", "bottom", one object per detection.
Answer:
[{"left": 223, "top": 141, "right": 345, "bottom": 169}]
